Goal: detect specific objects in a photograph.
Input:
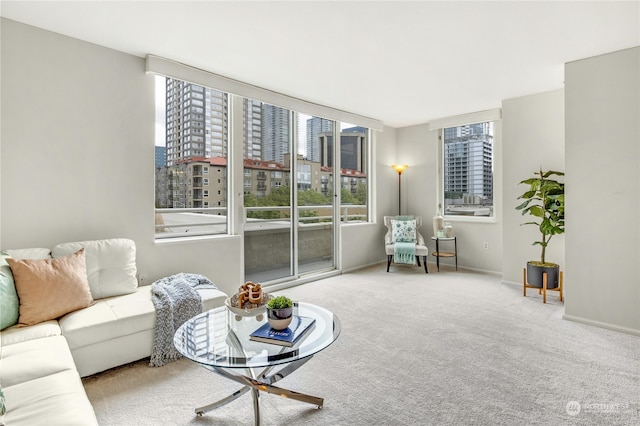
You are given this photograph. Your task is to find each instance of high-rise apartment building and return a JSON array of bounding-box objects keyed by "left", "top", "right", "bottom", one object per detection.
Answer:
[
  {"left": 243, "top": 99, "right": 263, "bottom": 160},
  {"left": 165, "top": 78, "right": 228, "bottom": 166},
  {"left": 443, "top": 122, "right": 493, "bottom": 205},
  {"left": 306, "top": 117, "right": 333, "bottom": 162},
  {"left": 163, "top": 78, "right": 228, "bottom": 209},
  {"left": 262, "top": 104, "right": 290, "bottom": 164}
]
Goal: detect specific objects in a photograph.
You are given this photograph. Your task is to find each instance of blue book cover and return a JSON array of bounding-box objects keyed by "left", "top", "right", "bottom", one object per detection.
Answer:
[{"left": 249, "top": 315, "right": 316, "bottom": 347}]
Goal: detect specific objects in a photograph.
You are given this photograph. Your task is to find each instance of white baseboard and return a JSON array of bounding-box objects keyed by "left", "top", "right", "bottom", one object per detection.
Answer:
[
  {"left": 563, "top": 314, "right": 640, "bottom": 337},
  {"left": 460, "top": 265, "right": 501, "bottom": 276},
  {"left": 364, "top": 259, "right": 501, "bottom": 276},
  {"left": 342, "top": 260, "right": 386, "bottom": 274}
]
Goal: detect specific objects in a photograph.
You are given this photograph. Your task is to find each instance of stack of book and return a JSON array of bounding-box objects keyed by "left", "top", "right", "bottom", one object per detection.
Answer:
[{"left": 249, "top": 315, "right": 316, "bottom": 347}]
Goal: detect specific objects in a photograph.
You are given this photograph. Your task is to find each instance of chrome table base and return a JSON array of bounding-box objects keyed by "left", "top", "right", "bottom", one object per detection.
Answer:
[{"left": 195, "top": 357, "right": 322, "bottom": 426}]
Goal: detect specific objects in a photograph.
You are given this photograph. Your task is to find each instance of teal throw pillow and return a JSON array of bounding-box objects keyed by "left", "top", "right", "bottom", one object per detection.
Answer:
[
  {"left": 0, "top": 253, "right": 19, "bottom": 330},
  {"left": 391, "top": 219, "right": 417, "bottom": 243}
]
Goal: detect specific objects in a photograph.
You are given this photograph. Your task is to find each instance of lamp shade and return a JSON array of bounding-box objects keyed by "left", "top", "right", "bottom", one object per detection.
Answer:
[{"left": 392, "top": 164, "right": 409, "bottom": 174}]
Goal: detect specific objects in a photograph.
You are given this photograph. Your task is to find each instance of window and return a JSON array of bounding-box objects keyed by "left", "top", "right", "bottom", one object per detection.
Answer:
[
  {"left": 151, "top": 54, "right": 379, "bottom": 243},
  {"left": 340, "top": 123, "right": 368, "bottom": 222},
  {"left": 442, "top": 121, "right": 494, "bottom": 218},
  {"left": 304, "top": 118, "right": 369, "bottom": 222},
  {"left": 154, "top": 75, "right": 228, "bottom": 239}
]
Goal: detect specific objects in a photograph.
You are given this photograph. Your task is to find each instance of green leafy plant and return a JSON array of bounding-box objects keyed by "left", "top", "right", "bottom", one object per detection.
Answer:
[
  {"left": 516, "top": 168, "right": 565, "bottom": 266},
  {"left": 0, "top": 386, "right": 5, "bottom": 416},
  {"left": 267, "top": 295, "right": 293, "bottom": 310}
]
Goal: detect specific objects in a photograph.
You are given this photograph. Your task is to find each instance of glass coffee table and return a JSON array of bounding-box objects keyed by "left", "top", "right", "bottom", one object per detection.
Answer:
[{"left": 173, "top": 302, "right": 341, "bottom": 425}]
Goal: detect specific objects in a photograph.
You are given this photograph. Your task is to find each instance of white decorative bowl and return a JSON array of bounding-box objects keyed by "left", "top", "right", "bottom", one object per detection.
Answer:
[{"left": 225, "top": 293, "right": 272, "bottom": 317}]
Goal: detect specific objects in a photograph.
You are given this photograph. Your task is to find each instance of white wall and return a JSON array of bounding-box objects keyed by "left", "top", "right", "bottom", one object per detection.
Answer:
[
  {"left": 502, "top": 89, "right": 565, "bottom": 285},
  {"left": 0, "top": 19, "right": 393, "bottom": 295},
  {"left": 0, "top": 19, "right": 244, "bottom": 296},
  {"left": 564, "top": 47, "right": 639, "bottom": 335},
  {"left": 396, "top": 124, "right": 437, "bottom": 226},
  {"left": 341, "top": 125, "right": 398, "bottom": 272}
]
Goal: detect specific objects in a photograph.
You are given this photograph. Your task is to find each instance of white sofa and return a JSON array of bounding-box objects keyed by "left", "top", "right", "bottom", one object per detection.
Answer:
[{"left": 0, "top": 238, "right": 228, "bottom": 425}]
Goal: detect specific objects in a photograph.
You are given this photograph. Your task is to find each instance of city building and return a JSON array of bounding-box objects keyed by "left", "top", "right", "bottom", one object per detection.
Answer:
[
  {"left": 243, "top": 99, "right": 263, "bottom": 160},
  {"left": 155, "top": 146, "right": 166, "bottom": 169},
  {"left": 317, "top": 127, "right": 367, "bottom": 173},
  {"left": 306, "top": 117, "right": 333, "bottom": 162},
  {"left": 261, "top": 104, "right": 290, "bottom": 164},
  {"left": 442, "top": 123, "right": 493, "bottom": 215},
  {"left": 165, "top": 78, "right": 228, "bottom": 166}
]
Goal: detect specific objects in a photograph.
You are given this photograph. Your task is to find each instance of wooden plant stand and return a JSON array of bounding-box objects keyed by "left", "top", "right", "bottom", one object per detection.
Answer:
[{"left": 523, "top": 268, "right": 563, "bottom": 303}]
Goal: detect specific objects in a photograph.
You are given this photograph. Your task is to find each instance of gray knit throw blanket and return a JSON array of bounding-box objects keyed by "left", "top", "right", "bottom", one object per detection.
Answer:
[{"left": 149, "top": 273, "right": 217, "bottom": 367}]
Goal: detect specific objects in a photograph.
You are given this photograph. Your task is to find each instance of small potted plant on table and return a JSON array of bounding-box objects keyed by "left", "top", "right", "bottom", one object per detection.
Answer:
[
  {"left": 267, "top": 295, "right": 293, "bottom": 330},
  {"left": 516, "top": 168, "right": 565, "bottom": 289}
]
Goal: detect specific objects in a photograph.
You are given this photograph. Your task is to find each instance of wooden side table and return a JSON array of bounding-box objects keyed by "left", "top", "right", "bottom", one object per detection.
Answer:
[{"left": 431, "top": 236, "right": 457, "bottom": 271}]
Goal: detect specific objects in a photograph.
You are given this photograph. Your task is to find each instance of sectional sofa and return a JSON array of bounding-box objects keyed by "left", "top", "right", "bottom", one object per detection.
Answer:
[{"left": 0, "top": 238, "right": 228, "bottom": 425}]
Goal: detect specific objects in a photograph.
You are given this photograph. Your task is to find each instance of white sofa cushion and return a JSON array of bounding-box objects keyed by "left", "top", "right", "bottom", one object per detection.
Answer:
[
  {"left": 60, "top": 284, "right": 228, "bottom": 377},
  {"left": 2, "top": 248, "right": 51, "bottom": 260},
  {"left": 0, "top": 335, "right": 76, "bottom": 387},
  {"left": 59, "top": 285, "right": 158, "bottom": 350},
  {"left": 52, "top": 238, "right": 138, "bottom": 299},
  {"left": 59, "top": 285, "right": 227, "bottom": 351},
  {"left": 3, "top": 369, "right": 98, "bottom": 425},
  {"left": 1, "top": 320, "right": 61, "bottom": 346}
]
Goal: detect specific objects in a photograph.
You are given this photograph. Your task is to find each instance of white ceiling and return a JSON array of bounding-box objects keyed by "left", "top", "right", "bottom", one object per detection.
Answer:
[{"left": 2, "top": 1, "right": 639, "bottom": 128}]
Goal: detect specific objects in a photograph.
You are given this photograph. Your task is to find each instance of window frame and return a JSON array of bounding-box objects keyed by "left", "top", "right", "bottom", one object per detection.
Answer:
[
  {"left": 431, "top": 109, "right": 501, "bottom": 224},
  {"left": 154, "top": 75, "right": 230, "bottom": 241},
  {"left": 152, "top": 58, "right": 379, "bottom": 242}
]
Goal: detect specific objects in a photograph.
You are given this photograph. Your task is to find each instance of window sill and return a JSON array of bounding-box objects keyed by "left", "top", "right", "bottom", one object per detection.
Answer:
[
  {"left": 154, "top": 234, "right": 240, "bottom": 245},
  {"left": 441, "top": 215, "right": 497, "bottom": 224}
]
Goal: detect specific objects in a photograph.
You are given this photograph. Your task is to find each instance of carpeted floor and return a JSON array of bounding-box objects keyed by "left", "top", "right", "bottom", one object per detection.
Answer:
[{"left": 82, "top": 264, "right": 640, "bottom": 425}]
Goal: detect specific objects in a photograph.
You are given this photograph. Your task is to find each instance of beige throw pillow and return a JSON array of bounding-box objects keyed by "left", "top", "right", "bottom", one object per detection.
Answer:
[{"left": 6, "top": 248, "right": 94, "bottom": 326}]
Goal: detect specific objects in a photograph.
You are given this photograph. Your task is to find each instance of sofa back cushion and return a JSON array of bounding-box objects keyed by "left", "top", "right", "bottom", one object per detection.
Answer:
[
  {"left": 3, "top": 248, "right": 52, "bottom": 260},
  {"left": 52, "top": 238, "right": 138, "bottom": 300}
]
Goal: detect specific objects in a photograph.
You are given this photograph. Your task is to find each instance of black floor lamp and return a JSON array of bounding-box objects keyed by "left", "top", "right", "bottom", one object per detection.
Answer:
[{"left": 391, "top": 164, "right": 408, "bottom": 215}]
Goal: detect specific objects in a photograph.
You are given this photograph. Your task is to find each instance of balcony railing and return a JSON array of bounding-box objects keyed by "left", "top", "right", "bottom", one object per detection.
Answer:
[
  {"left": 155, "top": 205, "right": 367, "bottom": 239},
  {"left": 155, "top": 207, "right": 227, "bottom": 239}
]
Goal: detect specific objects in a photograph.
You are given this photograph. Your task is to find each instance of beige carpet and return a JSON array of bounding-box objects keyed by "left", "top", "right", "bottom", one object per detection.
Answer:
[{"left": 83, "top": 264, "right": 640, "bottom": 425}]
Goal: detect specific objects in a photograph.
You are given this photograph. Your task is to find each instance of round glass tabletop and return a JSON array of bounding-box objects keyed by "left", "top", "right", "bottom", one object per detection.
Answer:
[{"left": 174, "top": 302, "right": 341, "bottom": 369}]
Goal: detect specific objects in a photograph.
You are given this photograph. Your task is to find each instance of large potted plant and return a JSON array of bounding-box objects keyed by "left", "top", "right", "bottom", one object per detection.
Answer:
[{"left": 516, "top": 168, "right": 565, "bottom": 288}]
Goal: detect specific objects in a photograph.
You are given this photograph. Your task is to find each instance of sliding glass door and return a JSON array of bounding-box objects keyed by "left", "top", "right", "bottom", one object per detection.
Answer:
[
  {"left": 243, "top": 103, "right": 293, "bottom": 282},
  {"left": 297, "top": 115, "right": 336, "bottom": 275},
  {"left": 244, "top": 108, "right": 337, "bottom": 283}
]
